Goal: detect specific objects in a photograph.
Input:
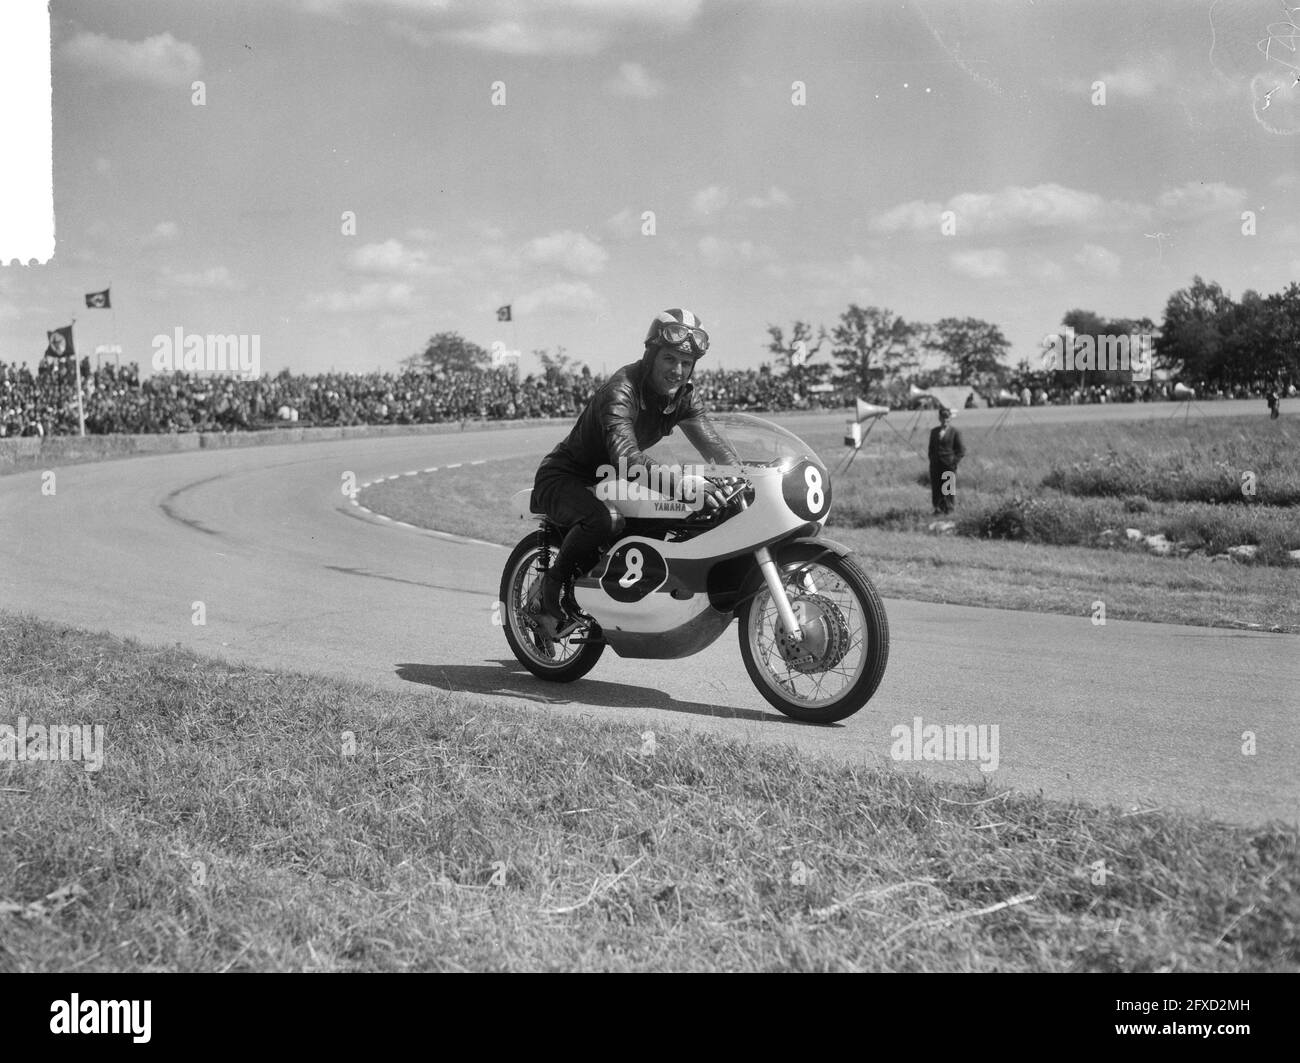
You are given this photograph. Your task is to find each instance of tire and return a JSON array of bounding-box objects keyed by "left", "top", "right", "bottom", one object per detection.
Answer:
[
  {"left": 737, "top": 542, "right": 889, "bottom": 724},
  {"left": 500, "top": 533, "right": 604, "bottom": 682}
]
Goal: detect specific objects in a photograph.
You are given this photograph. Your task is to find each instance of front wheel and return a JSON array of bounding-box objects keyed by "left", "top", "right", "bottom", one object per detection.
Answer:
[
  {"left": 500, "top": 532, "right": 604, "bottom": 682},
  {"left": 737, "top": 543, "right": 889, "bottom": 724}
]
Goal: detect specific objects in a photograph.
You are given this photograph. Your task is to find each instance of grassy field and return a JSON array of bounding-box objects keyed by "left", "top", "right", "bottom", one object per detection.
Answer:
[
  {"left": 2, "top": 613, "right": 1296, "bottom": 972},
  {"left": 359, "top": 413, "right": 1300, "bottom": 632},
  {"left": 825, "top": 414, "right": 1300, "bottom": 565}
]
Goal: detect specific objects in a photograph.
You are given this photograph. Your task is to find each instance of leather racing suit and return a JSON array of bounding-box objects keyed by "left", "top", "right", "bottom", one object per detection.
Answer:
[{"left": 531, "top": 356, "right": 739, "bottom": 588}]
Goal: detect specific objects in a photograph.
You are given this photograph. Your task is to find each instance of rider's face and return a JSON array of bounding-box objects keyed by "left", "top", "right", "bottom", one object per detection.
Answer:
[{"left": 650, "top": 347, "right": 696, "bottom": 397}]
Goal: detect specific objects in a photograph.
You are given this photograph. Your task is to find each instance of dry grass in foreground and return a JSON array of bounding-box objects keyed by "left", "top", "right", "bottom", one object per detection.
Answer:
[{"left": 1, "top": 614, "right": 1295, "bottom": 972}]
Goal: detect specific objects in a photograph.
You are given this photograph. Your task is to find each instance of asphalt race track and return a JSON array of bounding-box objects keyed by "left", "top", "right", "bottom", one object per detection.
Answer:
[{"left": 3, "top": 401, "right": 1296, "bottom": 827}]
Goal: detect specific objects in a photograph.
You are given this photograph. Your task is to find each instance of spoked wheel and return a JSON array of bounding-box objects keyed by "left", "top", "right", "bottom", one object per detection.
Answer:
[
  {"left": 738, "top": 543, "right": 889, "bottom": 723},
  {"left": 500, "top": 533, "right": 604, "bottom": 682}
]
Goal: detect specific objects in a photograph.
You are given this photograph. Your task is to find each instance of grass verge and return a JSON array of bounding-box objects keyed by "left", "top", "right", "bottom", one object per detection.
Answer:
[{"left": 1, "top": 613, "right": 1295, "bottom": 972}]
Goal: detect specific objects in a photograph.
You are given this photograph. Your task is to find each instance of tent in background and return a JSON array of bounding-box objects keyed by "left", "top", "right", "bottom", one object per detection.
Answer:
[{"left": 914, "top": 385, "right": 976, "bottom": 412}]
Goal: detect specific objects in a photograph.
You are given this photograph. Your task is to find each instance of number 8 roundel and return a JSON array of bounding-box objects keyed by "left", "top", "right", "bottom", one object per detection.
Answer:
[
  {"left": 599, "top": 542, "right": 668, "bottom": 603},
  {"left": 782, "top": 460, "right": 830, "bottom": 522}
]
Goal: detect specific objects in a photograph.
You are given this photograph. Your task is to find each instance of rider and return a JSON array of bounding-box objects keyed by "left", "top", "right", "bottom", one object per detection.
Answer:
[{"left": 530, "top": 308, "right": 740, "bottom": 638}]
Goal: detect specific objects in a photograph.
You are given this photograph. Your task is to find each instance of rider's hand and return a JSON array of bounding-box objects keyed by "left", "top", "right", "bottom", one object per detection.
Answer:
[{"left": 678, "top": 473, "right": 725, "bottom": 511}]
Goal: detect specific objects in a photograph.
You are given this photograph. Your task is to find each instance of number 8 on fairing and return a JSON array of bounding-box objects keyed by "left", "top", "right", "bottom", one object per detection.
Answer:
[
  {"left": 618, "top": 548, "right": 644, "bottom": 588},
  {"left": 600, "top": 542, "right": 667, "bottom": 603},
  {"left": 781, "top": 459, "right": 832, "bottom": 522},
  {"left": 805, "top": 466, "right": 823, "bottom": 513}
]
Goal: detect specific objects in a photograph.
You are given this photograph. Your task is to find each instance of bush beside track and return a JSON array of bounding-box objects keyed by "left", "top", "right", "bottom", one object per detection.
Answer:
[{"left": 1, "top": 613, "right": 1295, "bottom": 972}]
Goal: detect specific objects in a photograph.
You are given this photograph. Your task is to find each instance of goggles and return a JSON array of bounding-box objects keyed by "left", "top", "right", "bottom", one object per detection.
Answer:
[{"left": 654, "top": 321, "right": 709, "bottom": 355}]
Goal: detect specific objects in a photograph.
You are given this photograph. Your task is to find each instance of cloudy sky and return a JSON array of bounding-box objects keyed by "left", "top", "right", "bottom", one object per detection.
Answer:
[{"left": 1, "top": 0, "right": 1298, "bottom": 378}]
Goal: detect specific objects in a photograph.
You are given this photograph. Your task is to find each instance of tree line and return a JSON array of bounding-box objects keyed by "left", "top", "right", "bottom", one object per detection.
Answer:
[{"left": 406, "top": 276, "right": 1299, "bottom": 399}]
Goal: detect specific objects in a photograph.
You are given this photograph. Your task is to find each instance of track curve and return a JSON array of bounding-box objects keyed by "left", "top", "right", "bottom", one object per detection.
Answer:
[{"left": 2, "top": 408, "right": 1296, "bottom": 826}]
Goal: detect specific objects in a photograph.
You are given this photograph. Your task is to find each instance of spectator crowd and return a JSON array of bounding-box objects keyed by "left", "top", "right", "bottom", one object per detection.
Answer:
[
  {"left": 0, "top": 357, "right": 1290, "bottom": 438},
  {"left": 989, "top": 378, "right": 1296, "bottom": 408}
]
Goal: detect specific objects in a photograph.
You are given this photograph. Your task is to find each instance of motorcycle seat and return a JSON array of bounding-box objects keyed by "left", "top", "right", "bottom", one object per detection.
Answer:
[{"left": 511, "top": 488, "right": 545, "bottom": 520}]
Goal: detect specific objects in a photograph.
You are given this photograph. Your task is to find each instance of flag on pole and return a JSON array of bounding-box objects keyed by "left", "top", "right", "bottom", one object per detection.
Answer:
[
  {"left": 84, "top": 288, "right": 111, "bottom": 309},
  {"left": 45, "top": 325, "right": 75, "bottom": 359},
  {"left": 496, "top": 305, "right": 512, "bottom": 322}
]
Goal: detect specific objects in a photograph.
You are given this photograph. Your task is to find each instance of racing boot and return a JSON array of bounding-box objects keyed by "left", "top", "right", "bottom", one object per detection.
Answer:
[{"left": 533, "top": 571, "right": 580, "bottom": 644}]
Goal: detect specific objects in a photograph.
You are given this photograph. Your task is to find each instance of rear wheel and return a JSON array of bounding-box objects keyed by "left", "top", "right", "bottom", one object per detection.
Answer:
[
  {"left": 738, "top": 543, "right": 889, "bottom": 724},
  {"left": 500, "top": 533, "right": 604, "bottom": 682}
]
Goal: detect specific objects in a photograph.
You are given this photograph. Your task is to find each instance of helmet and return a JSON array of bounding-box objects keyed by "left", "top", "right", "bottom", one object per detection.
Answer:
[{"left": 643, "top": 308, "right": 709, "bottom": 358}]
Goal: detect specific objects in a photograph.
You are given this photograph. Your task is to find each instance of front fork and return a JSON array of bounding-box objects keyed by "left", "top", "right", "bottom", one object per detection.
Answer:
[{"left": 754, "top": 546, "right": 802, "bottom": 642}]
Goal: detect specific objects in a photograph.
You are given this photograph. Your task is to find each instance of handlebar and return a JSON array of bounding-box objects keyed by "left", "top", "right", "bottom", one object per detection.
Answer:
[{"left": 687, "top": 475, "right": 750, "bottom": 521}]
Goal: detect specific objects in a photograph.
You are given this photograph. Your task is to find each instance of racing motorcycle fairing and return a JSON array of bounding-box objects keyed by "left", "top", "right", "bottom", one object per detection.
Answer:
[
  {"left": 597, "top": 599, "right": 733, "bottom": 659},
  {"left": 500, "top": 412, "right": 891, "bottom": 722},
  {"left": 518, "top": 413, "right": 836, "bottom": 654}
]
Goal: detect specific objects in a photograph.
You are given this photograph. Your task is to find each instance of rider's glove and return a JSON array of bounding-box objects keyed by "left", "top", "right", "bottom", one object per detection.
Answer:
[{"left": 677, "top": 473, "right": 725, "bottom": 511}]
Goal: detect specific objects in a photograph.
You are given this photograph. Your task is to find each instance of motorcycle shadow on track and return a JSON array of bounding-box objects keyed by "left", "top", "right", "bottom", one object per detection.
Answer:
[{"left": 394, "top": 661, "right": 839, "bottom": 727}]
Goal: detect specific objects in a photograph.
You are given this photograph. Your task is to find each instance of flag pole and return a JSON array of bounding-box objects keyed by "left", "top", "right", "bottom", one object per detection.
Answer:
[
  {"left": 109, "top": 279, "right": 121, "bottom": 370},
  {"left": 71, "top": 317, "right": 86, "bottom": 436},
  {"left": 511, "top": 314, "right": 521, "bottom": 382}
]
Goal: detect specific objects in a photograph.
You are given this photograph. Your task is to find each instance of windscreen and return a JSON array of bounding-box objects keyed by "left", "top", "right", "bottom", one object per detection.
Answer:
[{"left": 644, "top": 413, "right": 825, "bottom": 470}]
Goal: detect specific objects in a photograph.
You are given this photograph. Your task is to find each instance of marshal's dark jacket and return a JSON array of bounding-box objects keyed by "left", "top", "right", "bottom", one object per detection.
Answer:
[
  {"left": 536, "top": 361, "right": 738, "bottom": 491},
  {"left": 928, "top": 424, "right": 966, "bottom": 467}
]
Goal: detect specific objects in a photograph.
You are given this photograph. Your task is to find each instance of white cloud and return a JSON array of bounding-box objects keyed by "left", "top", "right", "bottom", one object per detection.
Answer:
[
  {"left": 873, "top": 180, "right": 1256, "bottom": 247},
  {"left": 697, "top": 236, "right": 775, "bottom": 268},
  {"left": 515, "top": 281, "right": 600, "bottom": 314},
  {"left": 691, "top": 185, "right": 731, "bottom": 217},
  {"left": 742, "top": 186, "right": 792, "bottom": 209},
  {"left": 523, "top": 230, "right": 608, "bottom": 275},
  {"left": 767, "top": 253, "right": 877, "bottom": 298},
  {"left": 605, "top": 208, "right": 644, "bottom": 238},
  {"left": 777, "top": 253, "right": 875, "bottom": 284},
  {"left": 359, "top": 0, "right": 702, "bottom": 55},
  {"left": 143, "top": 221, "right": 180, "bottom": 246},
  {"left": 607, "top": 61, "right": 663, "bottom": 98},
  {"left": 348, "top": 238, "right": 443, "bottom": 277},
  {"left": 1030, "top": 254, "right": 1065, "bottom": 284},
  {"left": 59, "top": 31, "right": 202, "bottom": 88},
  {"left": 948, "top": 248, "right": 1009, "bottom": 280},
  {"left": 434, "top": 21, "right": 605, "bottom": 54},
  {"left": 873, "top": 183, "right": 1148, "bottom": 237},
  {"left": 1155, "top": 181, "right": 1248, "bottom": 218},
  {"left": 1064, "top": 53, "right": 1233, "bottom": 104},
  {"left": 691, "top": 184, "right": 792, "bottom": 221},
  {"left": 1091, "top": 58, "right": 1168, "bottom": 98},
  {"left": 70, "top": 249, "right": 108, "bottom": 266},
  {"left": 868, "top": 199, "right": 936, "bottom": 234},
  {"left": 159, "top": 265, "right": 242, "bottom": 290},
  {"left": 303, "top": 282, "right": 414, "bottom": 314},
  {"left": 1073, "top": 243, "right": 1121, "bottom": 279},
  {"left": 293, "top": 0, "right": 453, "bottom": 11}
]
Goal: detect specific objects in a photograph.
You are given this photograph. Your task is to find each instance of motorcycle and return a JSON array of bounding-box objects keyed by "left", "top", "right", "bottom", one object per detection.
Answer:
[{"left": 499, "top": 413, "right": 888, "bottom": 724}]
